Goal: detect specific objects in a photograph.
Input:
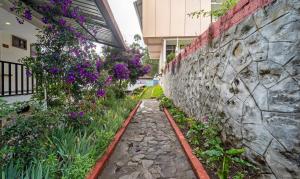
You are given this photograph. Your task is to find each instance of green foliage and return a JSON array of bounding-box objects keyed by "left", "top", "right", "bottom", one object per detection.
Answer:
[
  {"left": 0, "top": 99, "right": 35, "bottom": 118},
  {"left": 1, "top": 160, "right": 50, "bottom": 179},
  {"left": 143, "top": 57, "right": 159, "bottom": 77},
  {"left": 159, "top": 96, "right": 174, "bottom": 109},
  {"left": 62, "top": 154, "right": 94, "bottom": 179},
  {"left": 159, "top": 96, "right": 256, "bottom": 179},
  {"left": 0, "top": 109, "right": 62, "bottom": 168},
  {"left": 189, "top": 0, "right": 239, "bottom": 19},
  {"left": 0, "top": 96, "right": 138, "bottom": 178},
  {"left": 167, "top": 52, "right": 176, "bottom": 63}
]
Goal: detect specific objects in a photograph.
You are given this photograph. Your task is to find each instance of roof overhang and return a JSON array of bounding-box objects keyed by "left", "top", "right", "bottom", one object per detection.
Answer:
[{"left": 3, "top": 0, "right": 126, "bottom": 49}]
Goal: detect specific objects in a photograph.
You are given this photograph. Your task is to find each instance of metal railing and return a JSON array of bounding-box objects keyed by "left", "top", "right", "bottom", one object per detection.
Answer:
[{"left": 0, "top": 60, "right": 35, "bottom": 97}]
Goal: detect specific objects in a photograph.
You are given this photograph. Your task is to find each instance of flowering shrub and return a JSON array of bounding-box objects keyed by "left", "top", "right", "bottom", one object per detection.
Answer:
[
  {"left": 10, "top": 0, "right": 109, "bottom": 106},
  {"left": 11, "top": 0, "right": 151, "bottom": 104},
  {"left": 113, "top": 63, "right": 130, "bottom": 80},
  {"left": 103, "top": 47, "right": 151, "bottom": 83}
]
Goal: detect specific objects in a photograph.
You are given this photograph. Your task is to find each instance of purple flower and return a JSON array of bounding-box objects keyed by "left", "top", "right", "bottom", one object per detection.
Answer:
[
  {"left": 48, "top": 67, "right": 59, "bottom": 74},
  {"left": 58, "top": 18, "right": 66, "bottom": 26},
  {"left": 26, "top": 70, "right": 32, "bottom": 77},
  {"left": 41, "top": 17, "right": 48, "bottom": 24},
  {"left": 68, "top": 111, "right": 84, "bottom": 119},
  {"left": 68, "top": 112, "right": 77, "bottom": 119},
  {"left": 77, "top": 15, "right": 86, "bottom": 24},
  {"left": 79, "top": 111, "right": 84, "bottom": 117},
  {"left": 66, "top": 73, "right": 76, "bottom": 84},
  {"left": 141, "top": 65, "right": 151, "bottom": 75},
  {"left": 113, "top": 63, "right": 130, "bottom": 80},
  {"left": 24, "top": 9, "right": 32, "bottom": 20},
  {"left": 130, "top": 54, "right": 142, "bottom": 68},
  {"left": 96, "top": 89, "right": 106, "bottom": 97},
  {"left": 71, "top": 8, "right": 79, "bottom": 18}
]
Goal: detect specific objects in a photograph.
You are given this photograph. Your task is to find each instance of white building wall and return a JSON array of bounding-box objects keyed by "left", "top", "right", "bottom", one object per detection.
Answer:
[
  {"left": 0, "top": 7, "right": 38, "bottom": 102},
  {"left": 0, "top": 31, "right": 35, "bottom": 63}
]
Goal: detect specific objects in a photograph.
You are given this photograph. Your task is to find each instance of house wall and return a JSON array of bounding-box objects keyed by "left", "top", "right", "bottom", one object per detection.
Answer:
[
  {"left": 0, "top": 31, "right": 35, "bottom": 63},
  {"left": 0, "top": 7, "right": 38, "bottom": 101},
  {"left": 0, "top": 7, "right": 38, "bottom": 63},
  {"left": 142, "top": 0, "right": 211, "bottom": 38},
  {"left": 161, "top": 0, "right": 300, "bottom": 178}
]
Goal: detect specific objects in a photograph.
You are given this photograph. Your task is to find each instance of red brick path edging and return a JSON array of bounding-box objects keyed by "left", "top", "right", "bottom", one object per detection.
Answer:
[
  {"left": 164, "top": 108, "right": 210, "bottom": 179},
  {"left": 86, "top": 101, "right": 142, "bottom": 179}
]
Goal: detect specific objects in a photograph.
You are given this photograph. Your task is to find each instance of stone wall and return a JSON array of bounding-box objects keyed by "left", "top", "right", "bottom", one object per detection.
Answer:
[{"left": 161, "top": 0, "right": 300, "bottom": 178}]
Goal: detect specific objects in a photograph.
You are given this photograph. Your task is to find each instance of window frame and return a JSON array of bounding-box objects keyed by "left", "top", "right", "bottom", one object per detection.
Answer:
[{"left": 12, "top": 35, "right": 27, "bottom": 50}]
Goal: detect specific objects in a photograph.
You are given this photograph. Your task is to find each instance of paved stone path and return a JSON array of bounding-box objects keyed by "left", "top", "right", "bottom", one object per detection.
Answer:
[{"left": 99, "top": 100, "right": 197, "bottom": 179}]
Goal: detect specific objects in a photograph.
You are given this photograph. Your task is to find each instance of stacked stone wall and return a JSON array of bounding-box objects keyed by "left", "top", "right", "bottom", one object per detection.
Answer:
[{"left": 162, "top": 0, "right": 300, "bottom": 178}]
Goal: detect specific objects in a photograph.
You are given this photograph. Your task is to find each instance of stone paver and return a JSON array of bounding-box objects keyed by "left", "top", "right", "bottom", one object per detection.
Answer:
[{"left": 99, "top": 100, "right": 197, "bottom": 179}]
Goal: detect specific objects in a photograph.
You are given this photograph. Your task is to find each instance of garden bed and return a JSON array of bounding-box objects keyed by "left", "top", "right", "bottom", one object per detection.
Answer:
[
  {"left": 0, "top": 97, "right": 139, "bottom": 178},
  {"left": 164, "top": 108, "right": 210, "bottom": 179},
  {"left": 159, "top": 96, "right": 258, "bottom": 179},
  {"left": 86, "top": 101, "right": 141, "bottom": 179}
]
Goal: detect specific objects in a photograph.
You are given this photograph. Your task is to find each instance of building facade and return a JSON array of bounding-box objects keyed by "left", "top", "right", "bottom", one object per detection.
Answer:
[{"left": 134, "top": 0, "right": 224, "bottom": 73}]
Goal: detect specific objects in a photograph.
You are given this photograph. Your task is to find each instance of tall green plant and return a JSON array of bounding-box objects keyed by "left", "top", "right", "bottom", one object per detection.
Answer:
[{"left": 189, "top": 0, "right": 239, "bottom": 19}]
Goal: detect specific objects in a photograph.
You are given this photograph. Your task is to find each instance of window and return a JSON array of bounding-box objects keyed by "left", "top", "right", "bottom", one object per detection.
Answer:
[
  {"left": 166, "top": 45, "right": 176, "bottom": 57},
  {"left": 12, "top": 35, "right": 27, "bottom": 50}
]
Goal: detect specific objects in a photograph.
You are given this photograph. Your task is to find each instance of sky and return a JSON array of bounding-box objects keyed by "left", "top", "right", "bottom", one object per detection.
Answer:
[{"left": 108, "top": 0, "right": 143, "bottom": 46}]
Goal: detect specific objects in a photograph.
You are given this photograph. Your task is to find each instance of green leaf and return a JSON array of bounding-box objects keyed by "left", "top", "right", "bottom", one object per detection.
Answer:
[
  {"left": 232, "top": 157, "right": 257, "bottom": 169},
  {"left": 225, "top": 148, "right": 245, "bottom": 155},
  {"left": 233, "top": 171, "right": 245, "bottom": 179},
  {"left": 201, "top": 149, "right": 223, "bottom": 158},
  {"left": 217, "top": 156, "right": 230, "bottom": 179}
]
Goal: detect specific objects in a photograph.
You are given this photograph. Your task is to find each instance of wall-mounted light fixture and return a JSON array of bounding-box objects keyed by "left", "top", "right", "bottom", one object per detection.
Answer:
[{"left": 5, "top": 22, "right": 11, "bottom": 25}]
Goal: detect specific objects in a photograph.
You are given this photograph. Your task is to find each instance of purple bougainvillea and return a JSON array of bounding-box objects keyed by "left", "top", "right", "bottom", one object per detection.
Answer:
[
  {"left": 142, "top": 65, "right": 151, "bottom": 75},
  {"left": 68, "top": 111, "right": 85, "bottom": 119},
  {"left": 41, "top": 17, "right": 48, "bottom": 24},
  {"left": 130, "top": 54, "right": 142, "bottom": 68},
  {"left": 96, "top": 89, "right": 106, "bottom": 98},
  {"left": 58, "top": 18, "right": 67, "bottom": 26},
  {"left": 113, "top": 63, "right": 130, "bottom": 80},
  {"left": 25, "top": 70, "right": 32, "bottom": 77},
  {"left": 24, "top": 9, "right": 32, "bottom": 20},
  {"left": 66, "top": 73, "right": 76, "bottom": 84},
  {"left": 48, "top": 67, "right": 60, "bottom": 74}
]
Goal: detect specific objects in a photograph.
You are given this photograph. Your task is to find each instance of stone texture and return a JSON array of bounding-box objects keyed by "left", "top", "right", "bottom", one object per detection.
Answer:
[
  {"left": 99, "top": 100, "right": 196, "bottom": 179},
  {"left": 161, "top": 1, "right": 300, "bottom": 178}
]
